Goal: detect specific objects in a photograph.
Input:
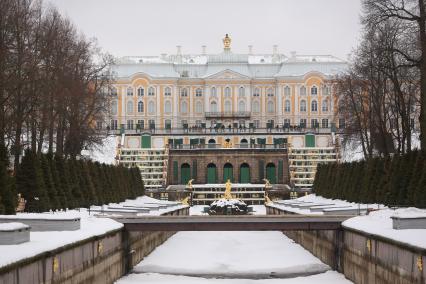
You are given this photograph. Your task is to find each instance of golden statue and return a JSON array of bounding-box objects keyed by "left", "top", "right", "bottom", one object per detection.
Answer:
[
  {"left": 187, "top": 179, "right": 194, "bottom": 190},
  {"left": 224, "top": 179, "right": 233, "bottom": 200},
  {"left": 223, "top": 140, "right": 232, "bottom": 148},
  {"left": 223, "top": 34, "right": 231, "bottom": 50},
  {"left": 263, "top": 178, "right": 271, "bottom": 187}
]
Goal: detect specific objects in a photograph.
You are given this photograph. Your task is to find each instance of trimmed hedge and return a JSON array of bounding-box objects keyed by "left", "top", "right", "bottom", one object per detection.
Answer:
[
  {"left": 313, "top": 150, "right": 426, "bottom": 208},
  {"left": 0, "top": 150, "right": 144, "bottom": 213}
]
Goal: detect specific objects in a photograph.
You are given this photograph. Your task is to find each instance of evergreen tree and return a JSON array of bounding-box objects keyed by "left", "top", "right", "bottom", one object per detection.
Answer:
[
  {"left": 40, "top": 154, "right": 60, "bottom": 210},
  {"left": 55, "top": 155, "right": 74, "bottom": 209},
  {"left": 16, "top": 150, "right": 50, "bottom": 212}
]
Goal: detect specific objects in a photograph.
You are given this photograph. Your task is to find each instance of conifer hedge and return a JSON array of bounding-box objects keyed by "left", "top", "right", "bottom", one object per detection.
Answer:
[
  {"left": 313, "top": 150, "right": 426, "bottom": 207},
  {"left": 0, "top": 150, "right": 144, "bottom": 213}
]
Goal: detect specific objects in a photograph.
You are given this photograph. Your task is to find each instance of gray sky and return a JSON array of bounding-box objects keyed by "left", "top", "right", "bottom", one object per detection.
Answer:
[{"left": 47, "top": 0, "right": 362, "bottom": 60}]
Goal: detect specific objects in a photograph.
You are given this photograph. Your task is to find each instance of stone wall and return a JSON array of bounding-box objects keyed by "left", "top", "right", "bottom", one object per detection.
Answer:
[
  {"left": 267, "top": 205, "right": 426, "bottom": 284},
  {"left": 0, "top": 207, "right": 189, "bottom": 284}
]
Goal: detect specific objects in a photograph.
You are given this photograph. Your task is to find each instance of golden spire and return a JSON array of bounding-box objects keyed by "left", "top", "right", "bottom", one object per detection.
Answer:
[{"left": 223, "top": 34, "right": 231, "bottom": 51}]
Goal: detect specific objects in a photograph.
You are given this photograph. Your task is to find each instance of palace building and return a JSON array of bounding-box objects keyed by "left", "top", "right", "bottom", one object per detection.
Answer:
[{"left": 110, "top": 35, "right": 346, "bottom": 197}]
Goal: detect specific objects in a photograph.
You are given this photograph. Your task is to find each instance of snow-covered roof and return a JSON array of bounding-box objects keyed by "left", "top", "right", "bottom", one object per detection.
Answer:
[{"left": 113, "top": 50, "right": 348, "bottom": 79}]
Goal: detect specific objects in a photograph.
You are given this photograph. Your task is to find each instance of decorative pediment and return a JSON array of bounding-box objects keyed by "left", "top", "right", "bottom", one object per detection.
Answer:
[{"left": 205, "top": 69, "right": 250, "bottom": 80}]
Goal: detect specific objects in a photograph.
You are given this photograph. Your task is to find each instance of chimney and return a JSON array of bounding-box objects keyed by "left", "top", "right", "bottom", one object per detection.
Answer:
[
  {"left": 202, "top": 45, "right": 206, "bottom": 55},
  {"left": 248, "top": 45, "right": 253, "bottom": 55}
]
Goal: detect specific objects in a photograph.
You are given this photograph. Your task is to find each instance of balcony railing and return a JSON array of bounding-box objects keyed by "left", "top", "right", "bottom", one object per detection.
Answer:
[
  {"left": 205, "top": 111, "right": 251, "bottom": 118},
  {"left": 169, "top": 143, "right": 287, "bottom": 150}
]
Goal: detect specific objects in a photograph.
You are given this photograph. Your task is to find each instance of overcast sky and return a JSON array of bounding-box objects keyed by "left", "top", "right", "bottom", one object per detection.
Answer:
[{"left": 47, "top": 0, "right": 362, "bottom": 60}]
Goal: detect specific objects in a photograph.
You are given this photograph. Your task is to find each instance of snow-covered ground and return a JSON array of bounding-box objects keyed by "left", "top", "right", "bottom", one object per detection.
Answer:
[{"left": 116, "top": 231, "right": 351, "bottom": 283}]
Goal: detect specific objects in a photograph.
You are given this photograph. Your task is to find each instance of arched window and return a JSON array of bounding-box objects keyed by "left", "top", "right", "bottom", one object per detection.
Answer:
[
  {"left": 180, "top": 88, "right": 188, "bottom": 97},
  {"left": 127, "top": 87, "right": 133, "bottom": 96},
  {"left": 322, "top": 85, "right": 330, "bottom": 96},
  {"left": 252, "top": 101, "right": 260, "bottom": 113},
  {"left": 311, "top": 100, "right": 318, "bottom": 112},
  {"left": 311, "top": 86, "right": 318, "bottom": 95},
  {"left": 322, "top": 99, "right": 329, "bottom": 112},
  {"left": 148, "top": 101, "right": 155, "bottom": 114},
  {"left": 165, "top": 87, "right": 171, "bottom": 96},
  {"left": 181, "top": 101, "right": 188, "bottom": 113},
  {"left": 284, "top": 86, "right": 291, "bottom": 96},
  {"left": 224, "top": 100, "right": 232, "bottom": 112},
  {"left": 238, "top": 101, "right": 246, "bottom": 112},
  {"left": 111, "top": 100, "right": 118, "bottom": 115},
  {"left": 225, "top": 87, "right": 231, "bottom": 97},
  {"left": 126, "top": 101, "right": 134, "bottom": 114},
  {"left": 285, "top": 100, "right": 291, "bottom": 112},
  {"left": 267, "top": 88, "right": 274, "bottom": 97},
  {"left": 239, "top": 87, "right": 245, "bottom": 97},
  {"left": 300, "top": 100, "right": 307, "bottom": 112},
  {"left": 165, "top": 101, "right": 171, "bottom": 113},
  {"left": 148, "top": 87, "right": 155, "bottom": 96},
  {"left": 267, "top": 101, "right": 274, "bottom": 113},
  {"left": 211, "top": 87, "right": 217, "bottom": 97},
  {"left": 195, "top": 101, "right": 203, "bottom": 113},
  {"left": 195, "top": 88, "right": 202, "bottom": 97},
  {"left": 300, "top": 86, "right": 306, "bottom": 96},
  {"left": 137, "top": 87, "right": 144, "bottom": 97},
  {"left": 137, "top": 101, "right": 144, "bottom": 113},
  {"left": 210, "top": 101, "right": 217, "bottom": 112},
  {"left": 253, "top": 88, "right": 260, "bottom": 97}
]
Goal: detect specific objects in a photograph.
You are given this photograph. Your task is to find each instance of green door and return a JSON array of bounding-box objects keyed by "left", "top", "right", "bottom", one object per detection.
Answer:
[
  {"left": 240, "top": 164, "right": 250, "bottom": 183},
  {"left": 141, "top": 134, "right": 151, "bottom": 148},
  {"left": 266, "top": 163, "right": 276, "bottom": 184},
  {"left": 207, "top": 164, "right": 217, "bottom": 183},
  {"left": 180, "top": 164, "right": 191, "bottom": 184},
  {"left": 305, "top": 134, "right": 315, "bottom": 147},
  {"left": 223, "top": 163, "right": 233, "bottom": 182}
]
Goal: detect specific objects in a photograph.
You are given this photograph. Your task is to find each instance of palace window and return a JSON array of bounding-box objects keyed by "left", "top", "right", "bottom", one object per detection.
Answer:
[
  {"left": 225, "top": 87, "right": 231, "bottom": 97},
  {"left": 148, "top": 101, "right": 155, "bottom": 114},
  {"left": 300, "top": 86, "right": 306, "bottom": 96},
  {"left": 322, "top": 99, "right": 329, "bottom": 112},
  {"left": 210, "top": 101, "right": 217, "bottom": 112},
  {"left": 300, "top": 119, "right": 307, "bottom": 128},
  {"left": 253, "top": 88, "right": 260, "bottom": 97},
  {"left": 137, "top": 101, "right": 144, "bottom": 113},
  {"left": 267, "top": 101, "right": 275, "bottom": 113},
  {"left": 137, "top": 87, "right": 144, "bottom": 97},
  {"left": 127, "top": 120, "right": 134, "bottom": 130},
  {"left": 165, "top": 87, "right": 171, "bottom": 96},
  {"left": 111, "top": 100, "right": 118, "bottom": 115},
  {"left": 110, "top": 119, "right": 118, "bottom": 130},
  {"left": 252, "top": 100, "right": 260, "bottom": 113},
  {"left": 195, "top": 101, "right": 203, "bottom": 113},
  {"left": 127, "top": 87, "right": 133, "bottom": 96},
  {"left": 148, "top": 87, "right": 155, "bottom": 96},
  {"left": 126, "top": 101, "right": 134, "bottom": 114},
  {"left": 137, "top": 120, "right": 144, "bottom": 129},
  {"left": 239, "top": 87, "right": 245, "bottom": 97},
  {"left": 238, "top": 100, "right": 246, "bottom": 112},
  {"left": 165, "top": 101, "right": 171, "bottom": 113},
  {"left": 224, "top": 100, "right": 232, "bottom": 112},
  {"left": 311, "top": 100, "right": 318, "bottom": 112},
  {"left": 284, "top": 86, "right": 291, "bottom": 96},
  {"left": 300, "top": 100, "right": 307, "bottom": 112},
  {"left": 195, "top": 88, "right": 203, "bottom": 97},
  {"left": 311, "top": 119, "right": 318, "bottom": 128},
  {"left": 323, "top": 85, "right": 330, "bottom": 96},
  {"left": 284, "top": 100, "right": 291, "bottom": 112},
  {"left": 267, "top": 88, "right": 274, "bottom": 97},
  {"left": 283, "top": 119, "right": 291, "bottom": 127},
  {"left": 311, "top": 86, "right": 318, "bottom": 95},
  {"left": 322, "top": 119, "right": 329, "bottom": 128},
  {"left": 181, "top": 88, "right": 188, "bottom": 97},
  {"left": 211, "top": 87, "right": 217, "bottom": 97},
  {"left": 181, "top": 101, "right": 188, "bottom": 113}
]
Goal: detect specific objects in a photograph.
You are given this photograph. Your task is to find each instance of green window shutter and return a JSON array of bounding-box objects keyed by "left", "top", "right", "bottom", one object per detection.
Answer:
[
  {"left": 266, "top": 164, "right": 277, "bottom": 184},
  {"left": 278, "top": 160, "right": 284, "bottom": 183},
  {"left": 223, "top": 164, "right": 233, "bottom": 182},
  {"left": 258, "top": 160, "right": 264, "bottom": 181},
  {"left": 200, "top": 138, "right": 205, "bottom": 144},
  {"left": 207, "top": 165, "right": 217, "bottom": 183},
  {"left": 192, "top": 160, "right": 197, "bottom": 180},
  {"left": 305, "top": 134, "right": 315, "bottom": 147},
  {"left": 173, "top": 161, "right": 178, "bottom": 182},
  {"left": 141, "top": 135, "right": 151, "bottom": 148},
  {"left": 181, "top": 164, "right": 191, "bottom": 184},
  {"left": 240, "top": 165, "right": 250, "bottom": 183}
]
